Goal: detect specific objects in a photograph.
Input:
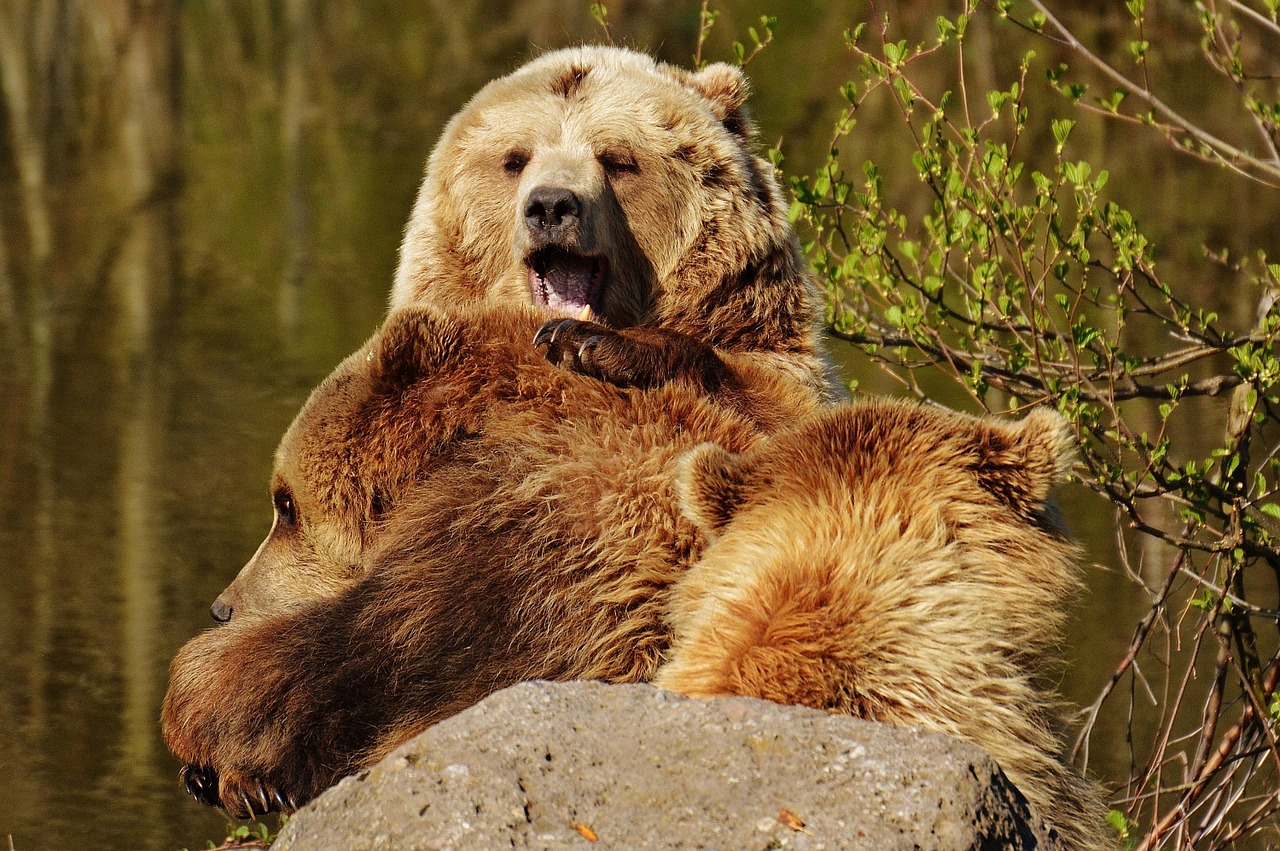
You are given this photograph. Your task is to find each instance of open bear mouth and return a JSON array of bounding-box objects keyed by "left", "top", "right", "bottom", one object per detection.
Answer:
[{"left": 526, "top": 247, "right": 606, "bottom": 318}]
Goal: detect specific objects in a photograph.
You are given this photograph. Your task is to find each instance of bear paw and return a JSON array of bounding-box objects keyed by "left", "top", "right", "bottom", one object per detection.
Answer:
[
  {"left": 180, "top": 763, "right": 298, "bottom": 817},
  {"left": 534, "top": 318, "right": 623, "bottom": 380},
  {"left": 534, "top": 318, "right": 726, "bottom": 391}
]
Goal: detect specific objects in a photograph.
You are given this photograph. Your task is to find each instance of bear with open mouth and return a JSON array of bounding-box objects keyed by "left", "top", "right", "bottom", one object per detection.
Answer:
[{"left": 391, "top": 45, "right": 835, "bottom": 399}]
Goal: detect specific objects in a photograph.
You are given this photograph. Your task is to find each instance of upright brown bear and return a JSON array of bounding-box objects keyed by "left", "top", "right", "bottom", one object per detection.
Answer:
[
  {"left": 163, "top": 306, "right": 1109, "bottom": 849},
  {"left": 392, "top": 45, "right": 834, "bottom": 400},
  {"left": 211, "top": 45, "right": 832, "bottom": 624}
]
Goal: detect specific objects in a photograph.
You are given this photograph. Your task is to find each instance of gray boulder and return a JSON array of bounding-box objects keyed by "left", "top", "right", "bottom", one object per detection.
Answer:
[{"left": 273, "top": 681, "right": 1058, "bottom": 850}]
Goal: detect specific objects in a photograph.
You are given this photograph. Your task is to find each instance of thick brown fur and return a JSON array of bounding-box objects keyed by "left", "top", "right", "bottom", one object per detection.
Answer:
[
  {"left": 165, "top": 302, "right": 784, "bottom": 807},
  {"left": 390, "top": 45, "right": 834, "bottom": 400},
  {"left": 163, "top": 306, "right": 1106, "bottom": 847},
  {"left": 655, "top": 402, "right": 1112, "bottom": 850},
  {"left": 207, "top": 302, "right": 808, "bottom": 621}
]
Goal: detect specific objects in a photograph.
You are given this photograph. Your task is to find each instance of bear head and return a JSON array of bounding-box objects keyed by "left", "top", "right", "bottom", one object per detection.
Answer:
[
  {"left": 391, "top": 46, "right": 807, "bottom": 344},
  {"left": 210, "top": 307, "right": 483, "bottom": 621}
]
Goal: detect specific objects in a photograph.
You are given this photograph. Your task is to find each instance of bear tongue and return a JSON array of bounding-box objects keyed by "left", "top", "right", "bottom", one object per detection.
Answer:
[{"left": 529, "top": 252, "right": 602, "bottom": 315}]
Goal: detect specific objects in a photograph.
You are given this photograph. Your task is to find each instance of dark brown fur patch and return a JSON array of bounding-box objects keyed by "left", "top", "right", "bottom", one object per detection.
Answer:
[
  {"left": 672, "top": 143, "right": 697, "bottom": 165},
  {"left": 550, "top": 65, "right": 590, "bottom": 98},
  {"left": 702, "top": 159, "right": 732, "bottom": 191}
]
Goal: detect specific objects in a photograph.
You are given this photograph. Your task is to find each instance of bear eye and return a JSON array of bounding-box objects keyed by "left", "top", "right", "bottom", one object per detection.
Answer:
[
  {"left": 273, "top": 488, "right": 297, "bottom": 527},
  {"left": 503, "top": 151, "right": 529, "bottom": 175},
  {"left": 598, "top": 151, "right": 639, "bottom": 177}
]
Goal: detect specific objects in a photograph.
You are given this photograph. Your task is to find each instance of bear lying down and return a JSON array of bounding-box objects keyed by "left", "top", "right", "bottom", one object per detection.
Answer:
[{"left": 162, "top": 305, "right": 1109, "bottom": 850}]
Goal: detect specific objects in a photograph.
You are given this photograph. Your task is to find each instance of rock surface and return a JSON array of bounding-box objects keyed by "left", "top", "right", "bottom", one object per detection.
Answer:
[{"left": 273, "top": 681, "right": 1057, "bottom": 850}]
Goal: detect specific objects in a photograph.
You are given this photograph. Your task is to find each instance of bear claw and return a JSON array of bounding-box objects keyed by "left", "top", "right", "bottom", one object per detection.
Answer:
[
  {"left": 577, "top": 335, "right": 605, "bottom": 360},
  {"left": 179, "top": 763, "right": 295, "bottom": 816},
  {"left": 180, "top": 764, "right": 220, "bottom": 807},
  {"left": 533, "top": 318, "right": 583, "bottom": 349},
  {"left": 534, "top": 318, "right": 616, "bottom": 375}
]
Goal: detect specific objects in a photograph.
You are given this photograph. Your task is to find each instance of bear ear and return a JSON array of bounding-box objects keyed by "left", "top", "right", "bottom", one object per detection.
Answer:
[
  {"left": 680, "top": 63, "right": 753, "bottom": 136},
  {"left": 969, "top": 407, "right": 1077, "bottom": 516},
  {"left": 675, "top": 442, "right": 754, "bottom": 538},
  {"left": 370, "top": 305, "right": 462, "bottom": 393}
]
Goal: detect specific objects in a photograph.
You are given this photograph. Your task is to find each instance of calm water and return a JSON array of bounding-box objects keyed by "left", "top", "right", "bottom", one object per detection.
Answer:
[{"left": 1, "top": 3, "right": 1277, "bottom": 849}]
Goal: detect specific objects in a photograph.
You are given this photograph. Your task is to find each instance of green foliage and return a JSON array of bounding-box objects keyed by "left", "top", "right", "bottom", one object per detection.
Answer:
[
  {"left": 1107, "top": 808, "right": 1138, "bottom": 851},
  {"left": 183, "top": 819, "right": 282, "bottom": 851},
  {"left": 731, "top": 14, "right": 775, "bottom": 67},
  {"left": 785, "top": 2, "right": 1280, "bottom": 847},
  {"left": 590, "top": 3, "right": 613, "bottom": 45}
]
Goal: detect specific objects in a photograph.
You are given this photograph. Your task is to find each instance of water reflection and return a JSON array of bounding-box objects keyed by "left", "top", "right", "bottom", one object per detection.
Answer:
[{"left": 1, "top": 3, "right": 1277, "bottom": 850}]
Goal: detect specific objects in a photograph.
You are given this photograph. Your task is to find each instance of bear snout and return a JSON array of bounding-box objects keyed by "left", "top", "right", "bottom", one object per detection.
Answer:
[
  {"left": 524, "top": 185, "right": 581, "bottom": 239},
  {"left": 210, "top": 598, "right": 234, "bottom": 623}
]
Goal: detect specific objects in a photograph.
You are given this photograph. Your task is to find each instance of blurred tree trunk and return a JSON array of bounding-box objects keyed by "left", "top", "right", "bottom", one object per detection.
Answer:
[
  {"left": 0, "top": 1, "right": 59, "bottom": 780},
  {"left": 98, "top": 0, "right": 183, "bottom": 825},
  {"left": 0, "top": 1, "right": 54, "bottom": 357},
  {"left": 280, "top": 0, "right": 311, "bottom": 342}
]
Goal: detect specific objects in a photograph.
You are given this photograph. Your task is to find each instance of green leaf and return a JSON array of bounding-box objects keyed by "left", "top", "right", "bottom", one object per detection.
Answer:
[
  {"left": 1051, "top": 118, "right": 1075, "bottom": 148},
  {"left": 1106, "top": 809, "right": 1132, "bottom": 840},
  {"left": 1190, "top": 589, "right": 1217, "bottom": 611},
  {"left": 1099, "top": 88, "right": 1127, "bottom": 112},
  {"left": 892, "top": 75, "right": 915, "bottom": 107}
]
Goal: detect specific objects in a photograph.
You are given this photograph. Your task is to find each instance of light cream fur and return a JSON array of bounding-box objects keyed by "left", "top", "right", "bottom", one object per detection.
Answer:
[{"left": 391, "top": 45, "right": 833, "bottom": 399}]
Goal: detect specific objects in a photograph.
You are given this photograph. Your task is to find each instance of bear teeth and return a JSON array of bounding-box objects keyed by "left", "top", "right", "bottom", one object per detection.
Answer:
[{"left": 526, "top": 248, "right": 605, "bottom": 316}]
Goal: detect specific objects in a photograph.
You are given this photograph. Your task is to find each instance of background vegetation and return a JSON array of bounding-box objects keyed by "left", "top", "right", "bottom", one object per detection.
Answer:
[{"left": 775, "top": 2, "right": 1280, "bottom": 847}]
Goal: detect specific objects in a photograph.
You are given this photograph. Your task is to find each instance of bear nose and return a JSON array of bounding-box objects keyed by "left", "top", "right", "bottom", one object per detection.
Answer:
[
  {"left": 210, "top": 598, "right": 234, "bottom": 623},
  {"left": 524, "top": 186, "right": 580, "bottom": 234}
]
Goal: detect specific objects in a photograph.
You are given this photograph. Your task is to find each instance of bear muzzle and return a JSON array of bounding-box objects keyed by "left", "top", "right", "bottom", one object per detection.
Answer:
[{"left": 524, "top": 185, "right": 580, "bottom": 234}]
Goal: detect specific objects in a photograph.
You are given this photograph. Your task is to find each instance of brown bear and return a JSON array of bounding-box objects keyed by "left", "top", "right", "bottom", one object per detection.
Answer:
[
  {"left": 390, "top": 45, "right": 834, "bottom": 401},
  {"left": 162, "top": 305, "right": 1107, "bottom": 849},
  {"left": 206, "top": 301, "right": 811, "bottom": 622}
]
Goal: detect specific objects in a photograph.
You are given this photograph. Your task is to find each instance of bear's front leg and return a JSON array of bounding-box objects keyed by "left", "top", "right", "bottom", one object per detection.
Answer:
[
  {"left": 161, "top": 616, "right": 339, "bottom": 817},
  {"left": 534, "top": 318, "right": 730, "bottom": 391}
]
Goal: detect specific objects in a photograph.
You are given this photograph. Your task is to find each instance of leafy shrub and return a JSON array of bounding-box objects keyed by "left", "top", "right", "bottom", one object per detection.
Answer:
[{"left": 779, "top": 2, "right": 1280, "bottom": 848}]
